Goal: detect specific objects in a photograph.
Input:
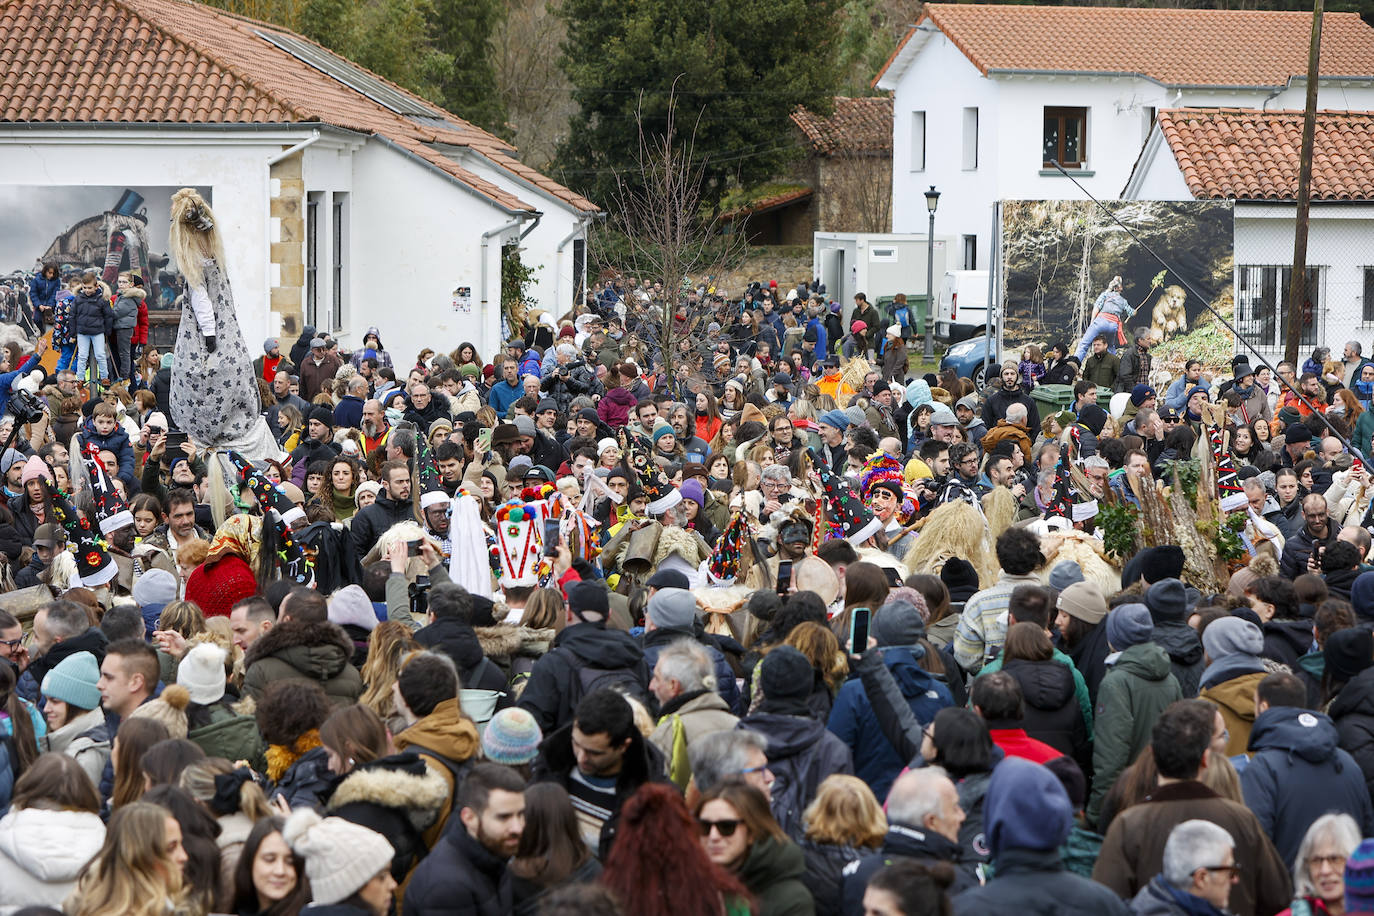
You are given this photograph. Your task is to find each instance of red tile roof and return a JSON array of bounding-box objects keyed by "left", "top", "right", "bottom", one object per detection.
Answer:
[
  {"left": 791, "top": 97, "right": 893, "bottom": 157},
  {"left": 875, "top": 4, "right": 1374, "bottom": 89},
  {"left": 1154, "top": 108, "right": 1374, "bottom": 201},
  {"left": 720, "top": 187, "right": 813, "bottom": 222},
  {"left": 0, "top": 0, "right": 598, "bottom": 213}
]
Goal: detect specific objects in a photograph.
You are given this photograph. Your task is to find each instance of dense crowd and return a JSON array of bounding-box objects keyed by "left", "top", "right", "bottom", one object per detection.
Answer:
[{"left": 4, "top": 267, "right": 1374, "bottom": 916}]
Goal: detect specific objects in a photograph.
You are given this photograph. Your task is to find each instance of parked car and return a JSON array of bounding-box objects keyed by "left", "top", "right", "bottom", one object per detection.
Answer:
[
  {"left": 935, "top": 270, "right": 989, "bottom": 343},
  {"left": 941, "top": 336, "right": 997, "bottom": 388}
]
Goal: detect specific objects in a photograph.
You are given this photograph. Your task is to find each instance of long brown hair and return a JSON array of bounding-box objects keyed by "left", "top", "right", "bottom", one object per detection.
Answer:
[
  {"left": 12, "top": 751, "right": 101, "bottom": 813},
  {"left": 1002, "top": 621, "right": 1054, "bottom": 663},
  {"left": 509, "top": 783, "right": 591, "bottom": 885},
  {"left": 0, "top": 663, "right": 36, "bottom": 779},
  {"left": 319, "top": 704, "right": 390, "bottom": 769},
  {"left": 111, "top": 718, "right": 171, "bottom": 809},
  {"left": 785, "top": 621, "right": 848, "bottom": 692},
  {"left": 695, "top": 777, "right": 788, "bottom": 847}
]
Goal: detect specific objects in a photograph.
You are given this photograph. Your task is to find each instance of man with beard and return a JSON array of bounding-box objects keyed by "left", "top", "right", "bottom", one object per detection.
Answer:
[
  {"left": 513, "top": 414, "right": 566, "bottom": 473},
  {"left": 351, "top": 460, "right": 416, "bottom": 556},
  {"left": 668, "top": 402, "right": 710, "bottom": 463},
  {"left": 361, "top": 399, "right": 390, "bottom": 460},
  {"left": 299, "top": 336, "right": 342, "bottom": 402},
  {"left": 982, "top": 362, "right": 1040, "bottom": 432},
  {"left": 1114, "top": 327, "right": 1154, "bottom": 393},
  {"left": 434, "top": 440, "right": 464, "bottom": 498},
  {"left": 1280, "top": 492, "right": 1338, "bottom": 579},
  {"left": 768, "top": 415, "right": 797, "bottom": 463},
  {"left": 817, "top": 411, "right": 850, "bottom": 473},
  {"left": 253, "top": 338, "right": 294, "bottom": 385},
  {"left": 405, "top": 763, "right": 527, "bottom": 912},
  {"left": 864, "top": 384, "right": 900, "bottom": 442}
]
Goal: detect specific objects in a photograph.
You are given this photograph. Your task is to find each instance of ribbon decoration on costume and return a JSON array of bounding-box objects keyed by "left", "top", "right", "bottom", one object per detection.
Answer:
[
  {"left": 45, "top": 477, "right": 117, "bottom": 587},
  {"left": 1044, "top": 438, "right": 1075, "bottom": 523},
  {"left": 1209, "top": 425, "right": 1248, "bottom": 512},
  {"left": 707, "top": 510, "right": 754, "bottom": 585},
  {"left": 225, "top": 450, "right": 312, "bottom": 584}
]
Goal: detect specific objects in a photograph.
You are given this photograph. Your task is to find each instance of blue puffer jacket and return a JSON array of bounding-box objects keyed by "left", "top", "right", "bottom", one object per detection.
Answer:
[
  {"left": 71, "top": 289, "right": 110, "bottom": 336},
  {"left": 828, "top": 647, "right": 952, "bottom": 802},
  {"left": 1241, "top": 705, "right": 1374, "bottom": 869},
  {"left": 78, "top": 418, "right": 136, "bottom": 488},
  {"left": 28, "top": 272, "right": 60, "bottom": 309}
]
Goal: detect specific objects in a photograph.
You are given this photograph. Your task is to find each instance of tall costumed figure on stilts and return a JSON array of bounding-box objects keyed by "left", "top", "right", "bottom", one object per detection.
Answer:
[{"left": 167, "top": 189, "right": 279, "bottom": 463}]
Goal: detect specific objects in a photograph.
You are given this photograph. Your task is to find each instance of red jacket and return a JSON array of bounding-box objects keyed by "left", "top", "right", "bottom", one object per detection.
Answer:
[
  {"left": 988, "top": 728, "right": 1062, "bottom": 764},
  {"left": 132, "top": 299, "right": 148, "bottom": 346}
]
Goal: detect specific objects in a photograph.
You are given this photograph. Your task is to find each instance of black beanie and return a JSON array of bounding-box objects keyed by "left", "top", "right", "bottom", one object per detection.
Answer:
[
  {"left": 759, "top": 646, "right": 813, "bottom": 702},
  {"left": 941, "top": 558, "right": 980, "bottom": 602},
  {"left": 567, "top": 580, "right": 609, "bottom": 621},
  {"left": 1326, "top": 627, "right": 1374, "bottom": 684},
  {"left": 309, "top": 405, "right": 334, "bottom": 428}
]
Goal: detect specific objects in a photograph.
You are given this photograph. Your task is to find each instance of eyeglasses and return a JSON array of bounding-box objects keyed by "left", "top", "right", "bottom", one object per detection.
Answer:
[
  {"left": 697, "top": 818, "right": 743, "bottom": 838},
  {"left": 1200, "top": 863, "right": 1242, "bottom": 877},
  {"left": 0, "top": 637, "right": 21, "bottom": 650},
  {"left": 1309, "top": 854, "right": 1346, "bottom": 870},
  {"left": 736, "top": 764, "right": 769, "bottom": 776}
]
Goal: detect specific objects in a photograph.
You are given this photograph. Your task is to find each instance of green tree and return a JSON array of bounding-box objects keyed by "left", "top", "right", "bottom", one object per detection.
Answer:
[
  {"left": 430, "top": 0, "right": 509, "bottom": 136},
  {"left": 557, "top": 0, "right": 841, "bottom": 212}
]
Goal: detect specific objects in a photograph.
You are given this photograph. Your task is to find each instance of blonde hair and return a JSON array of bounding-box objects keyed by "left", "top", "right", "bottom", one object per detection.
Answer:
[
  {"left": 360, "top": 621, "right": 419, "bottom": 722},
  {"left": 158, "top": 599, "right": 207, "bottom": 639},
  {"left": 784, "top": 621, "right": 847, "bottom": 692},
  {"left": 179, "top": 758, "right": 272, "bottom": 820},
  {"left": 168, "top": 188, "right": 226, "bottom": 290},
  {"left": 803, "top": 774, "right": 887, "bottom": 847},
  {"left": 67, "top": 801, "right": 187, "bottom": 916}
]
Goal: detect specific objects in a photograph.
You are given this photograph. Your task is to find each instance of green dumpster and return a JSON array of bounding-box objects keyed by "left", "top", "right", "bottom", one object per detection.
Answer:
[{"left": 1030, "top": 384, "right": 1075, "bottom": 415}]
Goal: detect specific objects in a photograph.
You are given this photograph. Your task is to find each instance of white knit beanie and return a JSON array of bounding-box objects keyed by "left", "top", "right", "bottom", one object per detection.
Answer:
[
  {"left": 283, "top": 808, "right": 394, "bottom": 905},
  {"left": 176, "top": 642, "right": 228, "bottom": 706}
]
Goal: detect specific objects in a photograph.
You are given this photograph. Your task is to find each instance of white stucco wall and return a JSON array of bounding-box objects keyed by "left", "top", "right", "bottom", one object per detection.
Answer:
[
  {"left": 0, "top": 128, "right": 283, "bottom": 343},
  {"left": 888, "top": 25, "right": 1374, "bottom": 275}
]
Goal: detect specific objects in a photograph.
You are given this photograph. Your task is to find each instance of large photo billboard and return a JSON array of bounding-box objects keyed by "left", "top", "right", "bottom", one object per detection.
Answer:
[
  {"left": 0, "top": 185, "right": 211, "bottom": 345},
  {"left": 1001, "top": 199, "right": 1234, "bottom": 373}
]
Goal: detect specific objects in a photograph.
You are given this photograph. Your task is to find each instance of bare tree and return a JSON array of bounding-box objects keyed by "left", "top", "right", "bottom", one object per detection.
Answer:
[
  {"left": 489, "top": 0, "right": 574, "bottom": 170},
  {"left": 594, "top": 83, "right": 745, "bottom": 380},
  {"left": 821, "top": 147, "right": 892, "bottom": 233}
]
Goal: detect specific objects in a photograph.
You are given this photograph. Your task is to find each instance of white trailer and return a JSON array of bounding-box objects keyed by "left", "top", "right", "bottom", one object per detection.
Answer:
[{"left": 812, "top": 232, "right": 956, "bottom": 326}]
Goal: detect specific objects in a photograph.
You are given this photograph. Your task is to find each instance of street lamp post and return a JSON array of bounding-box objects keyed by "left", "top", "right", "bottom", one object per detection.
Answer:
[{"left": 923, "top": 185, "right": 941, "bottom": 361}]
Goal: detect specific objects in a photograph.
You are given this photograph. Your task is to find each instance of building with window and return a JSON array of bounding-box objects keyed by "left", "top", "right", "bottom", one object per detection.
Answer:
[
  {"left": 1126, "top": 108, "right": 1374, "bottom": 359},
  {"left": 874, "top": 4, "right": 1374, "bottom": 274},
  {"left": 0, "top": 0, "right": 598, "bottom": 364}
]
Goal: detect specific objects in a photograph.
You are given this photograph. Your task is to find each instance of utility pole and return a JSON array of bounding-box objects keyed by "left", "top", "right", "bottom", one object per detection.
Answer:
[{"left": 1286, "top": 0, "right": 1323, "bottom": 366}]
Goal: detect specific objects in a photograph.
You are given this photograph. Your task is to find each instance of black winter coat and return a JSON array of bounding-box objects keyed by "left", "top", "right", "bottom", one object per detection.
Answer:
[
  {"left": 540, "top": 362, "right": 601, "bottom": 416},
  {"left": 530, "top": 722, "right": 668, "bottom": 858},
  {"left": 350, "top": 493, "right": 416, "bottom": 556},
  {"left": 981, "top": 386, "right": 1040, "bottom": 432},
  {"left": 1001, "top": 657, "right": 1092, "bottom": 775},
  {"left": 269, "top": 746, "right": 333, "bottom": 810},
  {"left": 1329, "top": 667, "right": 1374, "bottom": 800},
  {"left": 952, "top": 847, "right": 1131, "bottom": 915},
  {"left": 840, "top": 825, "right": 978, "bottom": 916},
  {"left": 71, "top": 289, "right": 110, "bottom": 336},
  {"left": 1262, "top": 617, "right": 1315, "bottom": 671},
  {"left": 737, "top": 710, "right": 853, "bottom": 841},
  {"left": 415, "top": 617, "right": 512, "bottom": 701},
  {"left": 516, "top": 621, "right": 649, "bottom": 735},
  {"left": 1063, "top": 622, "right": 1111, "bottom": 704},
  {"left": 800, "top": 839, "right": 864, "bottom": 916},
  {"left": 1151, "top": 621, "right": 1205, "bottom": 698},
  {"left": 402, "top": 818, "right": 512, "bottom": 916}
]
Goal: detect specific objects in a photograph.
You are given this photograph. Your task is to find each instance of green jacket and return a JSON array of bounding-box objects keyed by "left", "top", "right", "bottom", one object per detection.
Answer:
[
  {"left": 1355, "top": 409, "right": 1374, "bottom": 455},
  {"left": 1061, "top": 824, "right": 1104, "bottom": 878},
  {"left": 189, "top": 703, "right": 265, "bottom": 771},
  {"left": 738, "top": 837, "right": 814, "bottom": 916},
  {"left": 1086, "top": 641, "right": 1183, "bottom": 827},
  {"left": 1081, "top": 351, "right": 1120, "bottom": 390},
  {"left": 979, "top": 647, "right": 1094, "bottom": 740}
]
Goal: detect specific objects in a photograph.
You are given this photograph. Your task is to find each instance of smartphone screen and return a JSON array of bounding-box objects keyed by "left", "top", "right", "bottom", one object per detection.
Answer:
[
  {"left": 776, "top": 560, "right": 794, "bottom": 597},
  {"left": 544, "top": 518, "right": 561, "bottom": 557},
  {"left": 849, "top": 607, "right": 872, "bottom": 655}
]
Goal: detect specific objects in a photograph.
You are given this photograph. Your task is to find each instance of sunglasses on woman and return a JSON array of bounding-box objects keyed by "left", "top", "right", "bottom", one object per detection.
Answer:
[{"left": 697, "top": 818, "right": 742, "bottom": 837}]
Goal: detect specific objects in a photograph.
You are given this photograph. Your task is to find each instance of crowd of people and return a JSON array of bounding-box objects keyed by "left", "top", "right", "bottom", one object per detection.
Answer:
[{"left": 3, "top": 267, "right": 1374, "bottom": 916}]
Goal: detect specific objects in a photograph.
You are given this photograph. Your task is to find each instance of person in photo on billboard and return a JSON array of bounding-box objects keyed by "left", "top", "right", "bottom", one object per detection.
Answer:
[{"left": 1073, "top": 276, "right": 1136, "bottom": 362}]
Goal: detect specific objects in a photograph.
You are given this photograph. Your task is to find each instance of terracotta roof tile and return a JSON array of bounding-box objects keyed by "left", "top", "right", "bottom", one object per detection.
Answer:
[
  {"left": 0, "top": 0, "right": 598, "bottom": 213},
  {"left": 791, "top": 97, "right": 893, "bottom": 157},
  {"left": 880, "top": 4, "right": 1374, "bottom": 89},
  {"left": 1156, "top": 108, "right": 1374, "bottom": 201}
]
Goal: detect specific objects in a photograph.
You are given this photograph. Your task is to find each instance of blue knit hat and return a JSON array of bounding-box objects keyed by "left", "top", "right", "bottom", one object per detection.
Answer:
[
  {"left": 481, "top": 708, "right": 542, "bottom": 765},
  {"left": 41, "top": 650, "right": 102, "bottom": 711},
  {"left": 1345, "top": 838, "right": 1374, "bottom": 913},
  {"left": 818, "top": 409, "right": 852, "bottom": 431},
  {"left": 651, "top": 422, "right": 675, "bottom": 444}
]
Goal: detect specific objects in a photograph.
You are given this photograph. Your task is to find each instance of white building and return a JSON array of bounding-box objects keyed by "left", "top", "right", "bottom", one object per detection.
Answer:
[
  {"left": 1126, "top": 108, "right": 1374, "bottom": 360},
  {"left": 0, "top": 0, "right": 598, "bottom": 365},
  {"left": 874, "top": 4, "right": 1374, "bottom": 277}
]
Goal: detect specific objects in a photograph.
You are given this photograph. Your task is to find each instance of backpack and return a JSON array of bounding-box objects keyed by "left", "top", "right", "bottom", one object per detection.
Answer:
[{"left": 566, "top": 651, "right": 649, "bottom": 708}]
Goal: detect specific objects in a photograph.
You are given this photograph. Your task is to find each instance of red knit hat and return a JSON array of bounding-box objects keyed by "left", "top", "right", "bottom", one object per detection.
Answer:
[{"left": 184, "top": 554, "right": 258, "bottom": 618}]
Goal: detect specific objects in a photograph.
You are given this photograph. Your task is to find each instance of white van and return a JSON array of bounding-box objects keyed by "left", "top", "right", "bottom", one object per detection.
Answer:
[{"left": 936, "top": 270, "right": 989, "bottom": 343}]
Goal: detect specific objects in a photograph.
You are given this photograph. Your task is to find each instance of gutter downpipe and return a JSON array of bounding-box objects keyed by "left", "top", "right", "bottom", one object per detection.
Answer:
[
  {"left": 554, "top": 213, "right": 596, "bottom": 312},
  {"left": 267, "top": 130, "right": 321, "bottom": 166},
  {"left": 482, "top": 215, "right": 530, "bottom": 345}
]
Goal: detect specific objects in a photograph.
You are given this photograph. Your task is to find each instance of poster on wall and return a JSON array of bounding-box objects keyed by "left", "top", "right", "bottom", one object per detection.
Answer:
[
  {"left": 1000, "top": 200, "right": 1234, "bottom": 375},
  {"left": 0, "top": 185, "right": 212, "bottom": 345}
]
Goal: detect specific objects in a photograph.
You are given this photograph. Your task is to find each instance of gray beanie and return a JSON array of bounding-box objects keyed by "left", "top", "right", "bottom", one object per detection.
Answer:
[
  {"left": 1048, "top": 561, "right": 1085, "bottom": 592},
  {"left": 872, "top": 598, "right": 927, "bottom": 648},
  {"left": 1106, "top": 603, "right": 1153, "bottom": 650},
  {"left": 1202, "top": 615, "right": 1264, "bottom": 660},
  {"left": 646, "top": 588, "right": 697, "bottom": 632}
]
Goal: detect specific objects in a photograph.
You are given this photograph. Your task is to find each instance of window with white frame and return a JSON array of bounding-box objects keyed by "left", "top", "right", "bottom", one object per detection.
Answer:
[
  {"left": 910, "top": 111, "right": 926, "bottom": 172},
  {"left": 962, "top": 107, "right": 979, "bottom": 170}
]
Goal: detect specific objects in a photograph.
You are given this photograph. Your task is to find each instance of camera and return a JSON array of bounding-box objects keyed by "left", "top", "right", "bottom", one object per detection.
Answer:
[
  {"left": 409, "top": 575, "right": 431, "bottom": 617},
  {"left": 8, "top": 389, "right": 45, "bottom": 426}
]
